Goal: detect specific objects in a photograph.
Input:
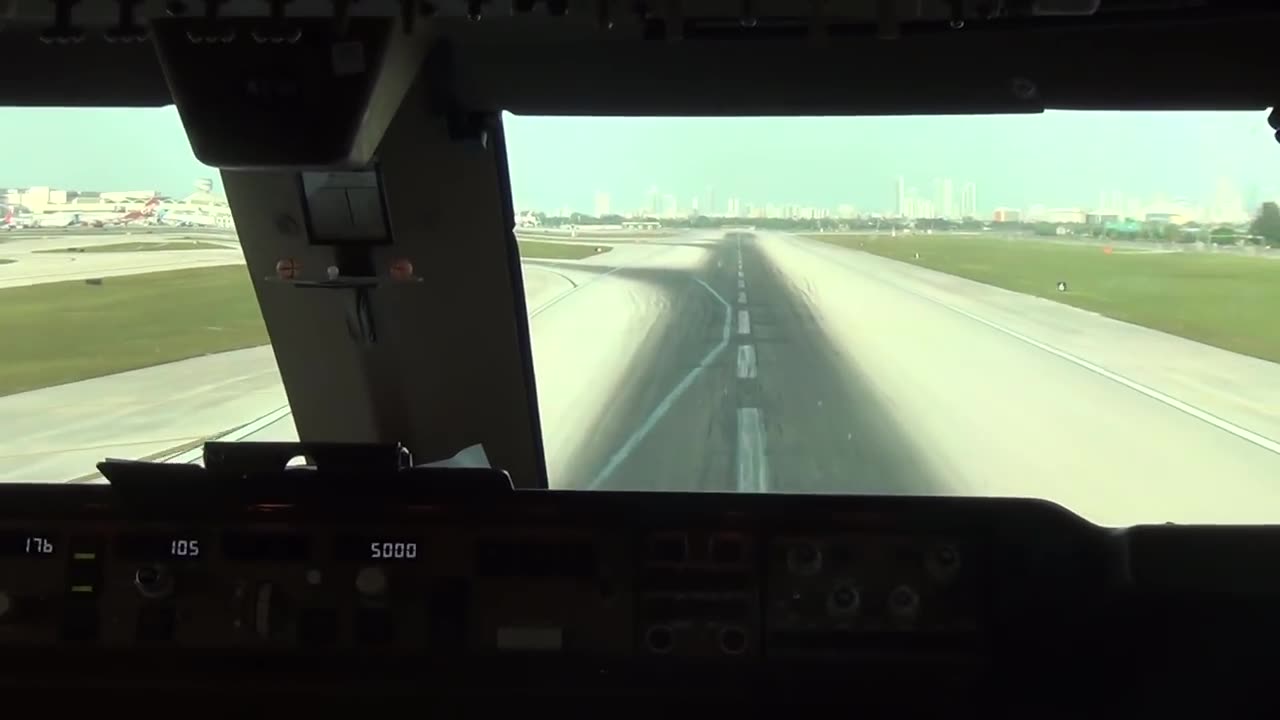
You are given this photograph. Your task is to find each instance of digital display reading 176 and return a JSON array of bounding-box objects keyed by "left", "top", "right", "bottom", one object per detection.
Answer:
[{"left": 0, "top": 532, "right": 56, "bottom": 557}]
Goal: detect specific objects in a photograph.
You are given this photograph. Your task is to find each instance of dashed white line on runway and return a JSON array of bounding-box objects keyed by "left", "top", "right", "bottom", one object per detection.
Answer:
[
  {"left": 736, "top": 408, "right": 768, "bottom": 493},
  {"left": 736, "top": 345, "right": 757, "bottom": 379}
]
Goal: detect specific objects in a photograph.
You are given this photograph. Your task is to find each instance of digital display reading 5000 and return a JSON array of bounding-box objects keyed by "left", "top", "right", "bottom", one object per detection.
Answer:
[
  {"left": 334, "top": 535, "right": 421, "bottom": 562},
  {"left": 370, "top": 541, "right": 417, "bottom": 560}
]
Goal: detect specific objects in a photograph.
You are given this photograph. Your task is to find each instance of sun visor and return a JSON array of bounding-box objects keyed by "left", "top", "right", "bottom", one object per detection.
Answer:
[{"left": 151, "top": 17, "right": 428, "bottom": 170}]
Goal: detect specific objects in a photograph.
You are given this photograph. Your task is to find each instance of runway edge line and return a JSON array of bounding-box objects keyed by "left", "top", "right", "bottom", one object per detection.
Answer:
[
  {"left": 586, "top": 277, "right": 732, "bottom": 490},
  {"left": 810, "top": 235, "right": 1280, "bottom": 458}
]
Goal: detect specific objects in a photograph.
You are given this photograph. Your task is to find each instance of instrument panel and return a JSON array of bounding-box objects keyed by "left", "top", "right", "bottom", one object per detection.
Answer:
[
  {"left": 0, "top": 486, "right": 991, "bottom": 663},
  {"left": 2, "top": 476, "right": 1274, "bottom": 714}
]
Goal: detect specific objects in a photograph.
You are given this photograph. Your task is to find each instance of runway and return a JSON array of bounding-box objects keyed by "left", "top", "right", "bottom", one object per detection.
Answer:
[
  {"left": 5, "top": 229, "right": 1280, "bottom": 526},
  {"left": 528, "top": 231, "right": 1280, "bottom": 526},
  {"left": 0, "top": 229, "right": 243, "bottom": 288},
  {"left": 0, "top": 248, "right": 651, "bottom": 482}
]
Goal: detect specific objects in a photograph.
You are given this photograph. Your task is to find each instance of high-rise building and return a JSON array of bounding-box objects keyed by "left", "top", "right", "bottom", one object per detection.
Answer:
[
  {"left": 895, "top": 176, "right": 906, "bottom": 217},
  {"left": 647, "top": 186, "right": 660, "bottom": 217},
  {"left": 662, "top": 193, "right": 678, "bottom": 218},
  {"left": 593, "top": 191, "right": 610, "bottom": 217},
  {"left": 941, "top": 178, "right": 954, "bottom": 219},
  {"left": 960, "top": 182, "right": 978, "bottom": 218}
]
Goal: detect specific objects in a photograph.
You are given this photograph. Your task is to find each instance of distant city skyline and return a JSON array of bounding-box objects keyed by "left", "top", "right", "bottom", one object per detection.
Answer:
[
  {"left": 518, "top": 172, "right": 1261, "bottom": 226},
  {"left": 504, "top": 111, "right": 1280, "bottom": 220},
  {"left": 0, "top": 106, "right": 1276, "bottom": 223}
]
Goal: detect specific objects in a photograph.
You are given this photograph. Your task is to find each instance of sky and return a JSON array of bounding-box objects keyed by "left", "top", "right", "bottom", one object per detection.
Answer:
[
  {"left": 0, "top": 106, "right": 219, "bottom": 197},
  {"left": 503, "top": 110, "right": 1280, "bottom": 215},
  {"left": 1, "top": 106, "right": 1277, "bottom": 214}
]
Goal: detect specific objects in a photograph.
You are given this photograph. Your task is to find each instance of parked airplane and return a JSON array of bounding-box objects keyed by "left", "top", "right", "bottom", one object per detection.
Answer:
[
  {"left": 31, "top": 196, "right": 162, "bottom": 228},
  {"left": 2, "top": 208, "right": 31, "bottom": 229}
]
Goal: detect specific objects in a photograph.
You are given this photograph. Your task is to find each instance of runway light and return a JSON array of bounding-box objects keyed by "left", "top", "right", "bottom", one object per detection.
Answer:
[
  {"left": 389, "top": 258, "right": 414, "bottom": 281},
  {"left": 275, "top": 258, "right": 300, "bottom": 280},
  {"left": 1057, "top": 281, "right": 1068, "bottom": 292}
]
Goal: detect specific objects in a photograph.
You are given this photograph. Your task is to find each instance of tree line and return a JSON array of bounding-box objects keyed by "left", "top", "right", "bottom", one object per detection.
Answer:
[{"left": 531, "top": 201, "right": 1280, "bottom": 246}]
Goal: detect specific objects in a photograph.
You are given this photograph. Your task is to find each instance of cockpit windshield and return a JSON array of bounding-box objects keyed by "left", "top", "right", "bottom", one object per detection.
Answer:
[
  {"left": 504, "top": 110, "right": 1280, "bottom": 526},
  {"left": 0, "top": 106, "right": 292, "bottom": 481},
  {"left": 4, "top": 107, "right": 1280, "bottom": 526}
]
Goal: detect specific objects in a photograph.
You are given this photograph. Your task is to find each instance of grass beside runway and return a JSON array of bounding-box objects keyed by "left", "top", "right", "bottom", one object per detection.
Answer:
[
  {"left": 517, "top": 240, "right": 613, "bottom": 260},
  {"left": 0, "top": 266, "right": 267, "bottom": 396},
  {"left": 807, "top": 233, "right": 1280, "bottom": 364},
  {"left": 34, "top": 240, "right": 229, "bottom": 253}
]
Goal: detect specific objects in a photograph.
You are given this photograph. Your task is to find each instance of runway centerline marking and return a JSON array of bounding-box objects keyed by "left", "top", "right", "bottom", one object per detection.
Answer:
[
  {"left": 738, "top": 291, "right": 747, "bottom": 304},
  {"left": 737, "top": 310, "right": 751, "bottom": 335},
  {"left": 736, "top": 345, "right": 757, "bottom": 379},
  {"left": 736, "top": 408, "right": 768, "bottom": 493},
  {"left": 587, "top": 277, "right": 732, "bottom": 490}
]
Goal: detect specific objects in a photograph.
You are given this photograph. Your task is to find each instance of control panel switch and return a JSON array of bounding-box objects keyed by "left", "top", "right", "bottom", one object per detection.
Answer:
[
  {"left": 133, "top": 565, "right": 175, "bottom": 600},
  {"left": 355, "top": 566, "right": 389, "bottom": 599},
  {"left": 888, "top": 585, "right": 920, "bottom": 621}
]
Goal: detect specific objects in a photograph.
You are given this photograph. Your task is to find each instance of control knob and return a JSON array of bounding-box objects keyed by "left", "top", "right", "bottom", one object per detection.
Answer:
[
  {"left": 786, "top": 540, "right": 823, "bottom": 576},
  {"left": 927, "top": 543, "right": 962, "bottom": 583},
  {"left": 827, "top": 580, "right": 861, "bottom": 616},
  {"left": 134, "top": 565, "right": 174, "bottom": 599},
  {"left": 355, "top": 566, "right": 389, "bottom": 601},
  {"left": 888, "top": 585, "right": 920, "bottom": 622}
]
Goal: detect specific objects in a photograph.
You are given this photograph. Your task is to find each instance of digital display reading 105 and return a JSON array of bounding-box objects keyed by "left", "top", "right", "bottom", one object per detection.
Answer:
[{"left": 116, "top": 533, "right": 203, "bottom": 562}]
